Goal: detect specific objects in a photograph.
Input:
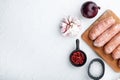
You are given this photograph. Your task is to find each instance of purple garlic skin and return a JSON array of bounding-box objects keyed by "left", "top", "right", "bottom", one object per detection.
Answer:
[{"left": 60, "top": 16, "right": 81, "bottom": 37}]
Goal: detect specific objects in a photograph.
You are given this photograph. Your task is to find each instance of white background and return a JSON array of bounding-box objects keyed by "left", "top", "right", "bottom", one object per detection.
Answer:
[{"left": 0, "top": 0, "right": 120, "bottom": 80}]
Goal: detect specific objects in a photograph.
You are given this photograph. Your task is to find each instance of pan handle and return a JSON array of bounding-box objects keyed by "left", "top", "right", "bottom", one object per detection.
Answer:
[{"left": 76, "top": 39, "right": 80, "bottom": 50}]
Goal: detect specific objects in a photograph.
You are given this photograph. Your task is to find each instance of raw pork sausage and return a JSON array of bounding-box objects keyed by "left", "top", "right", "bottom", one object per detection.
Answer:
[
  {"left": 112, "top": 45, "right": 120, "bottom": 60},
  {"left": 89, "top": 16, "right": 115, "bottom": 40},
  {"left": 104, "top": 32, "right": 120, "bottom": 54},
  {"left": 94, "top": 24, "right": 120, "bottom": 47}
]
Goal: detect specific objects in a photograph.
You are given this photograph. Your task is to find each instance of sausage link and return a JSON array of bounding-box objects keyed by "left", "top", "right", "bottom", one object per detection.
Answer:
[
  {"left": 94, "top": 24, "right": 120, "bottom": 47},
  {"left": 104, "top": 32, "right": 120, "bottom": 54},
  {"left": 89, "top": 16, "right": 115, "bottom": 40},
  {"left": 112, "top": 45, "right": 120, "bottom": 60}
]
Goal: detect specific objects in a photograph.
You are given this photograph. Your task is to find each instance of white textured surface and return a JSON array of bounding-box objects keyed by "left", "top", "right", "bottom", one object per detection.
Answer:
[{"left": 0, "top": 0, "right": 120, "bottom": 80}]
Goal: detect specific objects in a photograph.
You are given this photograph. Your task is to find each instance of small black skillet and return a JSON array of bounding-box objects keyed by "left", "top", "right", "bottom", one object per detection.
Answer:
[{"left": 70, "top": 39, "right": 87, "bottom": 67}]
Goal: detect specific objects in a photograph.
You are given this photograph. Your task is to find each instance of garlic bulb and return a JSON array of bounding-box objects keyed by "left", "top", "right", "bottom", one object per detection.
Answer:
[{"left": 60, "top": 16, "right": 81, "bottom": 37}]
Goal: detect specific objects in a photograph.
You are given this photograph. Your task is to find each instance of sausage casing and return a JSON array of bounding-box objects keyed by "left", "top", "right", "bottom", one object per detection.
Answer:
[
  {"left": 104, "top": 32, "right": 120, "bottom": 54},
  {"left": 89, "top": 16, "right": 115, "bottom": 40},
  {"left": 94, "top": 24, "right": 120, "bottom": 47},
  {"left": 112, "top": 45, "right": 120, "bottom": 60}
]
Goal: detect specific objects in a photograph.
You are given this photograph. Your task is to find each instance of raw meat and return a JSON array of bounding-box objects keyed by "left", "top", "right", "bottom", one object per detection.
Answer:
[
  {"left": 89, "top": 16, "right": 115, "bottom": 40},
  {"left": 94, "top": 24, "right": 120, "bottom": 47}
]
